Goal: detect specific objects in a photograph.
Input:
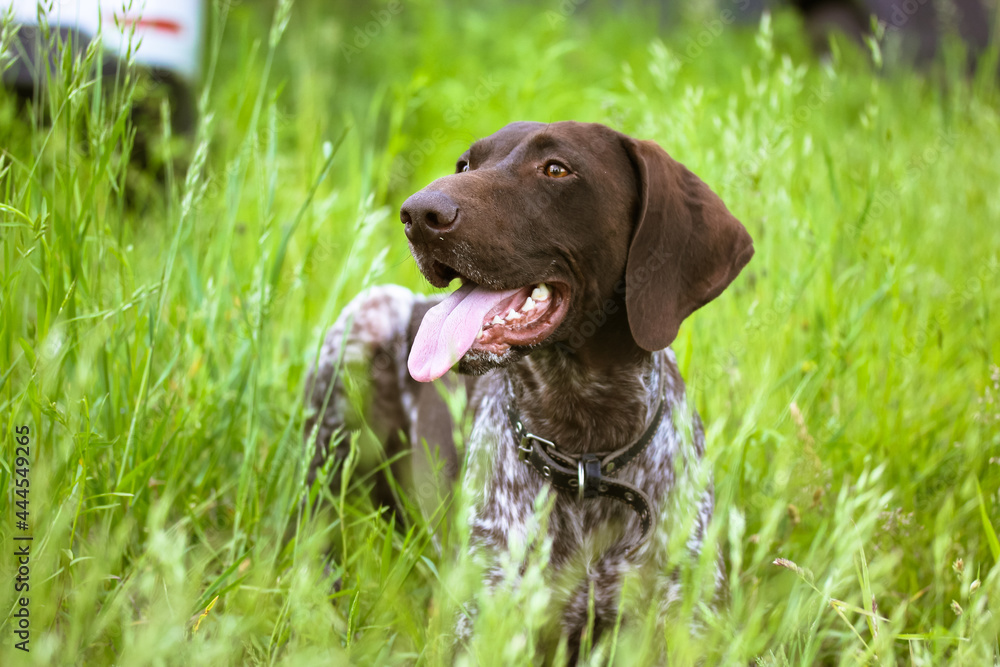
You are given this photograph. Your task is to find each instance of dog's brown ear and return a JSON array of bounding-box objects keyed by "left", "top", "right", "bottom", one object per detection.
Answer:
[{"left": 623, "top": 138, "right": 754, "bottom": 351}]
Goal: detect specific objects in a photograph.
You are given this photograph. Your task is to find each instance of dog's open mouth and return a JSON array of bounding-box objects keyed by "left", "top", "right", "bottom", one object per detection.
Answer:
[{"left": 408, "top": 271, "right": 569, "bottom": 382}]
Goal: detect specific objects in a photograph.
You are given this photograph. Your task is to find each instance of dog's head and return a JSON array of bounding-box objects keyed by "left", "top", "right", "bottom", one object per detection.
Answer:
[{"left": 402, "top": 121, "right": 753, "bottom": 382}]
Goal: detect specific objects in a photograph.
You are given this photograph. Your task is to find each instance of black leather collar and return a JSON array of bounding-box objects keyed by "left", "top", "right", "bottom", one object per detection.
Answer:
[{"left": 506, "top": 358, "right": 667, "bottom": 544}]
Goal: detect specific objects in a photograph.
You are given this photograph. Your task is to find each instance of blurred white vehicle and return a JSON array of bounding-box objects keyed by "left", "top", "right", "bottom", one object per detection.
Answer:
[
  {"left": 2, "top": 0, "right": 204, "bottom": 150},
  {"left": 2, "top": 0, "right": 203, "bottom": 87}
]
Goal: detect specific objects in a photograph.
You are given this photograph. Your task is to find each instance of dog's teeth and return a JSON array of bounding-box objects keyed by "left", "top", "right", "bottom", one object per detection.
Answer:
[
  {"left": 531, "top": 283, "right": 550, "bottom": 301},
  {"left": 505, "top": 308, "right": 522, "bottom": 321},
  {"left": 491, "top": 315, "right": 505, "bottom": 325},
  {"left": 522, "top": 297, "right": 535, "bottom": 312},
  {"left": 476, "top": 328, "right": 485, "bottom": 340}
]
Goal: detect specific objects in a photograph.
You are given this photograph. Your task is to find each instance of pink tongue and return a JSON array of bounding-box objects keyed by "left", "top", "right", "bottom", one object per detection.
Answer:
[{"left": 408, "top": 282, "right": 522, "bottom": 382}]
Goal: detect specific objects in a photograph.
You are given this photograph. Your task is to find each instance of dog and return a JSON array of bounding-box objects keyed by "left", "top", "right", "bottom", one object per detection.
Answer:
[{"left": 303, "top": 120, "right": 753, "bottom": 658}]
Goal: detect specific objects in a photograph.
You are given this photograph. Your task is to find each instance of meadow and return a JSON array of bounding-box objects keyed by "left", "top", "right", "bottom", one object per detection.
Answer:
[{"left": 1, "top": 0, "right": 999, "bottom": 664}]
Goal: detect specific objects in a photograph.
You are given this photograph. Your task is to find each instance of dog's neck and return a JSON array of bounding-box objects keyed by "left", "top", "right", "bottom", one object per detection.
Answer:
[{"left": 506, "top": 335, "right": 660, "bottom": 454}]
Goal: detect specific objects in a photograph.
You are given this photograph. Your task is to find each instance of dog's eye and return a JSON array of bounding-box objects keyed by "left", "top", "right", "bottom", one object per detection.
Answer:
[
  {"left": 456, "top": 160, "right": 470, "bottom": 173},
  {"left": 544, "top": 161, "right": 570, "bottom": 178}
]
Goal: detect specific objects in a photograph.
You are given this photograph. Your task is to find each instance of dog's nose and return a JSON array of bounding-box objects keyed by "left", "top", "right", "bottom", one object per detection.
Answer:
[{"left": 400, "top": 190, "right": 459, "bottom": 240}]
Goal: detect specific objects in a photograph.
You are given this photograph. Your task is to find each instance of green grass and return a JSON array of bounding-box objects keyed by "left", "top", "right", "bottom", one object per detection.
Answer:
[{"left": 2, "top": 0, "right": 999, "bottom": 664}]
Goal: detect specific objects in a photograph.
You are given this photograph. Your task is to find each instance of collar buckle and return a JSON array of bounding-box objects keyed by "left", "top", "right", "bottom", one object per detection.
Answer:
[
  {"left": 505, "top": 354, "right": 668, "bottom": 547},
  {"left": 518, "top": 437, "right": 533, "bottom": 462},
  {"left": 518, "top": 432, "right": 556, "bottom": 462}
]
